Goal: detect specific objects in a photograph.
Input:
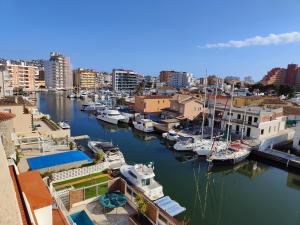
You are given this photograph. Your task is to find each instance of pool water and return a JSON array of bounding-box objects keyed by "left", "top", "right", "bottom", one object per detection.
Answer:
[
  {"left": 70, "top": 210, "right": 93, "bottom": 225},
  {"left": 27, "top": 150, "right": 92, "bottom": 170}
]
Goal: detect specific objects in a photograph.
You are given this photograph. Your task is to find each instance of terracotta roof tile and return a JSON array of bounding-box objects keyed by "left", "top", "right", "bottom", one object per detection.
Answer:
[{"left": 0, "top": 112, "right": 15, "bottom": 121}]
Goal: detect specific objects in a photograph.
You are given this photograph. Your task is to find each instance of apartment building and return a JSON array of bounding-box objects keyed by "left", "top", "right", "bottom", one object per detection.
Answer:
[
  {"left": 73, "top": 68, "right": 96, "bottom": 90},
  {"left": 112, "top": 69, "right": 143, "bottom": 92},
  {"left": 135, "top": 95, "right": 171, "bottom": 113},
  {"left": 96, "top": 72, "right": 112, "bottom": 88},
  {"left": 209, "top": 105, "right": 287, "bottom": 140},
  {"left": 0, "top": 66, "right": 13, "bottom": 97},
  {"left": 168, "top": 71, "right": 194, "bottom": 88},
  {"left": 159, "top": 71, "right": 174, "bottom": 83},
  {"left": 162, "top": 94, "right": 203, "bottom": 120},
  {"left": 44, "top": 52, "right": 73, "bottom": 90},
  {"left": 5, "top": 60, "right": 39, "bottom": 92}
]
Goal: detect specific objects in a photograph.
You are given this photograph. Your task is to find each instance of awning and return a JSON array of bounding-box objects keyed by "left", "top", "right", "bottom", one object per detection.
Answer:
[{"left": 154, "top": 196, "right": 186, "bottom": 217}]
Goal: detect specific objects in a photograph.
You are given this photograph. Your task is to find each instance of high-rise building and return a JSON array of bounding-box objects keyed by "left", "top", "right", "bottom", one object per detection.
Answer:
[
  {"left": 5, "top": 60, "right": 39, "bottom": 92},
  {"left": 73, "top": 68, "right": 97, "bottom": 90},
  {"left": 159, "top": 71, "right": 175, "bottom": 83},
  {"left": 167, "top": 71, "right": 193, "bottom": 88},
  {"left": 112, "top": 69, "right": 143, "bottom": 92},
  {"left": 261, "top": 64, "right": 300, "bottom": 91},
  {"left": 96, "top": 72, "right": 112, "bottom": 88},
  {"left": 0, "top": 66, "right": 13, "bottom": 97},
  {"left": 44, "top": 52, "right": 73, "bottom": 90}
]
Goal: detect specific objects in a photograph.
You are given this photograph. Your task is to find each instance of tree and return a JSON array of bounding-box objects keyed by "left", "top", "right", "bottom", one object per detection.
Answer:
[
  {"left": 69, "top": 141, "right": 75, "bottom": 150},
  {"left": 116, "top": 97, "right": 127, "bottom": 106},
  {"left": 134, "top": 80, "right": 145, "bottom": 96},
  {"left": 135, "top": 193, "right": 147, "bottom": 220},
  {"left": 235, "top": 82, "right": 241, "bottom": 89},
  {"left": 277, "top": 84, "right": 295, "bottom": 98}
]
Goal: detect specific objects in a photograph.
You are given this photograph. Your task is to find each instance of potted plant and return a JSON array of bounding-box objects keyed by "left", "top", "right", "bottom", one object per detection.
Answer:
[{"left": 135, "top": 193, "right": 148, "bottom": 222}]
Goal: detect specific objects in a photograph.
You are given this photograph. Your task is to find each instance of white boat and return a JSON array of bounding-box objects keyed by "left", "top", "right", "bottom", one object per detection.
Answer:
[
  {"left": 120, "top": 163, "right": 164, "bottom": 200},
  {"left": 58, "top": 121, "right": 70, "bottom": 129},
  {"left": 80, "top": 91, "right": 88, "bottom": 99},
  {"left": 88, "top": 141, "right": 125, "bottom": 169},
  {"left": 119, "top": 111, "right": 134, "bottom": 123},
  {"left": 162, "top": 130, "right": 179, "bottom": 142},
  {"left": 67, "top": 93, "right": 76, "bottom": 98},
  {"left": 83, "top": 102, "right": 106, "bottom": 112},
  {"left": 97, "top": 109, "right": 126, "bottom": 125},
  {"left": 133, "top": 119, "right": 154, "bottom": 133},
  {"left": 173, "top": 135, "right": 201, "bottom": 151},
  {"left": 207, "top": 141, "right": 250, "bottom": 165}
]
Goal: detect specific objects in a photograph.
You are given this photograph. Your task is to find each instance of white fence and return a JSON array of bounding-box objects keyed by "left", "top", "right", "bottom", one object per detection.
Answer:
[{"left": 52, "top": 162, "right": 109, "bottom": 182}]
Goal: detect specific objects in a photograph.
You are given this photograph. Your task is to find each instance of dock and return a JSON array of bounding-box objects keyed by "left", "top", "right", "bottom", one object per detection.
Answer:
[{"left": 251, "top": 148, "right": 300, "bottom": 170}]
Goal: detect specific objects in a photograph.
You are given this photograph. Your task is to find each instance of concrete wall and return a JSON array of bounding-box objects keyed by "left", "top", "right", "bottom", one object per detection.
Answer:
[
  {"left": 0, "top": 141, "right": 23, "bottom": 225},
  {"left": 34, "top": 205, "right": 52, "bottom": 225},
  {"left": 0, "top": 119, "right": 15, "bottom": 157},
  {"left": 0, "top": 105, "right": 32, "bottom": 133}
]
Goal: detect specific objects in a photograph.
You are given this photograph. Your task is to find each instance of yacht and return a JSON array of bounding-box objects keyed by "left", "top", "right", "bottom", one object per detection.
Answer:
[
  {"left": 207, "top": 141, "right": 250, "bottom": 165},
  {"left": 96, "top": 109, "right": 126, "bottom": 125},
  {"left": 133, "top": 119, "right": 154, "bottom": 133},
  {"left": 120, "top": 163, "right": 164, "bottom": 200},
  {"left": 88, "top": 141, "right": 125, "bottom": 169},
  {"left": 83, "top": 102, "right": 106, "bottom": 112},
  {"left": 162, "top": 130, "right": 179, "bottom": 142},
  {"left": 58, "top": 121, "right": 70, "bottom": 129},
  {"left": 173, "top": 135, "right": 201, "bottom": 151},
  {"left": 80, "top": 91, "right": 88, "bottom": 99}
]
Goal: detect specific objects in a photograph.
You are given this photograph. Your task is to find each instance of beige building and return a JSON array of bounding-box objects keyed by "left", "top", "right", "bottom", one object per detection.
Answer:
[
  {"left": 162, "top": 94, "right": 203, "bottom": 120},
  {"left": 0, "top": 97, "right": 33, "bottom": 133},
  {"left": 135, "top": 95, "right": 171, "bottom": 113},
  {"left": 6, "top": 60, "right": 39, "bottom": 92},
  {"left": 74, "top": 68, "right": 97, "bottom": 90}
]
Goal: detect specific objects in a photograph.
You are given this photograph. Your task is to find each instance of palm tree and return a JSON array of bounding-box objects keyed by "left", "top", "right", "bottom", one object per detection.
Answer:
[{"left": 134, "top": 80, "right": 145, "bottom": 96}]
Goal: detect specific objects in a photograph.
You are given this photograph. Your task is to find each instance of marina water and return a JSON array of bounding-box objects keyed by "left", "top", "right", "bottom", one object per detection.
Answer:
[{"left": 38, "top": 92, "right": 300, "bottom": 225}]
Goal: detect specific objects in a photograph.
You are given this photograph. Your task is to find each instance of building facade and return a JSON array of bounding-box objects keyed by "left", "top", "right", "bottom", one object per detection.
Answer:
[
  {"left": 0, "top": 66, "right": 13, "bottom": 97},
  {"left": 209, "top": 105, "right": 287, "bottom": 140},
  {"left": 135, "top": 95, "right": 171, "bottom": 113},
  {"left": 5, "top": 60, "right": 39, "bottom": 92},
  {"left": 112, "top": 69, "right": 143, "bottom": 92},
  {"left": 168, "top": 71, "right": 193, "bottom": 88},
  {"left": 96, "top": 72, "right": 112, "bottom": 88},
  {"left": 44, "top": 52, "right": 73, "bottom": 90},
  {"left": 73, "top": 68, "right": 96, "bottom": 90},
  {"left": 159, "top": 71, "right": 174, "bottom": 83},
  {"left": 261, "top": 64, "right": 300, "bottom": 91}
]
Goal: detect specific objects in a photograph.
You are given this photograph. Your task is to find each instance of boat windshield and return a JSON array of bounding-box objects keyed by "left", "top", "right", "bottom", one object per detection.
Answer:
[
  {"left": 141, "top": 178, "right": 151, "bottom": 186},
  {"left": 109, "top": 113, "right": 121, "bottom": 117}
]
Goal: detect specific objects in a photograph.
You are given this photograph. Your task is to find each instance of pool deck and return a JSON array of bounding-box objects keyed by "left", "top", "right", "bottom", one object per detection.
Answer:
[{"left": 69, "top": 200, "right": 135, "bottom": 225}]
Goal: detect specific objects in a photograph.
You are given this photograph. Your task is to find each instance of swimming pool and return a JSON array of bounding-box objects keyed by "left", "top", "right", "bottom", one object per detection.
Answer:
[
  {"left": 70, "top": 210, "right": 94, "bottom": 225},
  {"left": 27, "top": 150, "right": 92, "bottom": 170}
]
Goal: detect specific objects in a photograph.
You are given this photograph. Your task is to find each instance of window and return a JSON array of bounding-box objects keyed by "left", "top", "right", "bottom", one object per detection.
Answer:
[
  {"left": 141, "top": 179, "right": 150, "bottom": 186},
  {"left": 254, "top": 117, "right": 258, "bottom": 123},
  {"left": 128, "top": 171, "right": 137, "bottom": 179},
  {"left": 3, "top": 109, "right": 11, "bottom": 113},
  {"left": 261, "top": 129, "right": 264, "bottom": 135},
  {"left": 237, "top": 114, "right": 241, "bottom": 119},
  {"left": 298, "top": 140, "right": 300, "bottom": 146}
]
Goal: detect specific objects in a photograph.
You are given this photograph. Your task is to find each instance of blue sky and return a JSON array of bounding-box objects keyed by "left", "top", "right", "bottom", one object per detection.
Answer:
[{"left": 1, "top": 0, "right": 300, "bottom": 80}]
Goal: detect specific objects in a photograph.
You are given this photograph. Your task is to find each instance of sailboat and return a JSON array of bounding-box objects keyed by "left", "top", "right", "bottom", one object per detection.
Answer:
[{"left": 207, "top": 83, "right": 250, "bottom": 165}]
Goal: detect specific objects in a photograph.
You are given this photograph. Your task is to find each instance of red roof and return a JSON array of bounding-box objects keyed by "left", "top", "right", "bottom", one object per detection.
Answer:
[
  {"left": 0, "top": 112, "right": 15, "bottom": 121},
  {"left": 18, "top": 171, "right": 53, "bottom": 210}
]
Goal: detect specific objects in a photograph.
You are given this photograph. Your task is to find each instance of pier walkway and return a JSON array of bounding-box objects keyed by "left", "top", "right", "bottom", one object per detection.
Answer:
[{"left": 251, "top": 148, "right": 300, "bottom": 170}]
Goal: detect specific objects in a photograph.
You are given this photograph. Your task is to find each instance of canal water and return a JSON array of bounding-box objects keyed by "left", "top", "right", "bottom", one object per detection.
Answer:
[{"left": 38, "top": 92, "right": 300, "bottom": 225}]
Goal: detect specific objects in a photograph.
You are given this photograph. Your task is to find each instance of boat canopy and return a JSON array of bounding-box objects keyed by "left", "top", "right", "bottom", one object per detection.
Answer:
[{"left": 154, "top": 196, "right": 186, "bottom": 217}]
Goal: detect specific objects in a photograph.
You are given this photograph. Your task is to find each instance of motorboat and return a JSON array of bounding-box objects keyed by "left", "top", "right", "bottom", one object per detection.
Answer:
[
  {"left": 173, "top": 135, "right": 201, "bottom": 151},
  {"left": 88, "top": 141, "right": 125, "bottom": 169},
  {"left": 80, "top": 91, "right": 88, "bottom": 99},
  {"left": 119, "top": 111, "right": 134, "bottom": 123},
  {"left": 162, "top": 130, "right": 179, "bottom": 142},
  {"left": 83, "top": 102, "right": 106, "bottom": 112},
  {"left": 120, "top": 163, "right": 164, "bottom": 200},
  {"left": 67, "top": 93, "right": 76, "bottom": 98},
  {"left": 96, "top": 109, "right": 126, "bottom": 125},
  {"left": 58, "top": 121, "right": 70, "bottom": 129},
  {"left": 207, "top": 141, "right": 250, "bottom": 165},
  {"left": 132, "top": 119, "right": 154, "bottom": 133}
]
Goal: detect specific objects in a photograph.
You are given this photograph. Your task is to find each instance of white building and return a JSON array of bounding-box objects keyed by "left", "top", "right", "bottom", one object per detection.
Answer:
[
  {"left": 96, "top": 72, "right": 112, "bottom": 88},
  {"left": 293, "top": 122, "right": 300, "bottom": 152},
  {"left": 0, "top": 66, "right": 13, "bottom": 97},
  {"left": 209, "top": 105, "right": 287, "bottom": 141},
  {"left": 168, "top": 71, "right": 193, "bottom": 88},
  {"left": 112, "top": 69, "right": 143, "bottom": 92},
  {"left": 44, "top": 52, "right": 73, "bottom": 90}
]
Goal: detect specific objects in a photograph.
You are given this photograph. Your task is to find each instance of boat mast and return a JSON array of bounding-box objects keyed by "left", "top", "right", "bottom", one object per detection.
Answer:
[
  {"left": 210, "top": 78, "right": 218, "bottom": 141},
  {"left": 201, "top": 70, "right": 207, "bottom": 140},
  {"left": 241, "top": 105, "right": 247, "bottom": 141},
  {"left": 226, "top": 83, "right": 234, "bottom": 144}
]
